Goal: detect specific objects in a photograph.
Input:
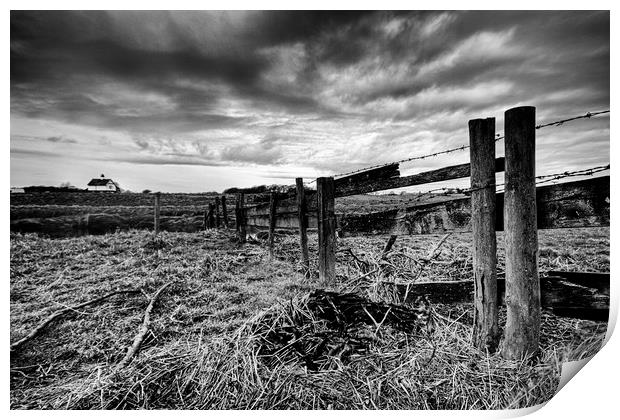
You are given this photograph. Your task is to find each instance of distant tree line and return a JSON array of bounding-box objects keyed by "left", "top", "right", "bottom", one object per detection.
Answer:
[{"left": 22, "top": 185, "right": 87, "bottom": 193}]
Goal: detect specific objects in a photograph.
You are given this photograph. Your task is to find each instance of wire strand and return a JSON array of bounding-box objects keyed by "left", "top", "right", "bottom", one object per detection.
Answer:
[{"left": 327, "top": 110, "right": 609, "bottom": 180}]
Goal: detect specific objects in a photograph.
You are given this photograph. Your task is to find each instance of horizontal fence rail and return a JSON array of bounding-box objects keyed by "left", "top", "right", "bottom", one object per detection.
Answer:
[
  {"left": 337, "top": 175, "right": 609, "bottom": 235},
  {"left": 244, "top": 156, "right": 508, "bottom": 223},
  {"left": 243, "top": 174, "right": 609, "bottom": 235},
  {"left": 335, "top": 158, "right": 505, "bottom": 197}
]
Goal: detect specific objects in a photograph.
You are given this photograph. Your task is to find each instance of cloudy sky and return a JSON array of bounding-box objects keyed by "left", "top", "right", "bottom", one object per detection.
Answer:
[{"left": 10, "top": 10, "right": 609, "bottom": 192}]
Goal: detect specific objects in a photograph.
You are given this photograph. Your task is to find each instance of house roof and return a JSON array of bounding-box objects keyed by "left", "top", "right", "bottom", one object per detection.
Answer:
[{"left": 87, "top": 178, "right": 115, "bottom": 186}]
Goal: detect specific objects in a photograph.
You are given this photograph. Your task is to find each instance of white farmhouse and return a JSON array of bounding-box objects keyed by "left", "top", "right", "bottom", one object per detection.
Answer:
[
  {"left": 10, "top": 187, "right": 25, "bottom": 193},
  {"left": 87, "top": 174, "right": 120, "bottom": 192}
]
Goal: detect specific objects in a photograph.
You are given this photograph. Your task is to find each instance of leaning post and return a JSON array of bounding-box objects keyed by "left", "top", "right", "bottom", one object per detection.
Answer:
[
  {"left": 317, "top": 177, "right": 336, "bottom": 286},
  {"left": 501, "top": 106, "right": 540, "bottom": 360},
  {"left": 296, "top": 178, "right": 310, "bottom": 278},
  {"left": 469, "top": 117, "right": 499, "bottom": 352},
  {"left": 154, "top": 192, "right": 161, "bottom": 235}
]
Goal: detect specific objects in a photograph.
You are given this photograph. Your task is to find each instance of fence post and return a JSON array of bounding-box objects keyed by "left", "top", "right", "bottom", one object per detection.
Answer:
[
  {"left": 236, "top": 192, "right": 246, "bottom": 243},
  {"left": 215, "top": 196, "right": 221, "bottom": 228},
  {"left": 154, "top": 192, "right": 161, "bottom": 235},
  {"left": 317, "top": 177, "right": 336, "bottom": 286},
  {"left": 296, "top": 178, "right": 310, "bottom": 278},
  {"left": 221, "top": 196, "right": 228, "bottom": 228},
  {"left": 206, "top": 203, "right": 215, "bottom": 229},
  {"left": 268, "top": 192, "right": 277, "bottom": 258},
  {"left": 469, "top": 117, "right": 499, "bottom": 352},
  {"left": 501, "top": 106, "right": 540, "bottom": 360}
]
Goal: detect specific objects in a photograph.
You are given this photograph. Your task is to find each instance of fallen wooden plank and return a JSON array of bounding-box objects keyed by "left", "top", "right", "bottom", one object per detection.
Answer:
[
  {"left": 546, "top": 271, "right": 610, "bottom": 295},
  {"left": 335, "top": 158, "right": 505, "bottom": 197},
  {"left": 383, "top": 274, "right": 609, "bottom": 321},
  {"left": 539, "top": 277, "right": 609, "bottom": 321}
]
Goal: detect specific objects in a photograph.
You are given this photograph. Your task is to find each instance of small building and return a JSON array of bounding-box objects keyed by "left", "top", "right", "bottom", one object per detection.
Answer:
[
  {"left": 10, "top": 187, "right": 25, "bottom": 194},
  {"left": 87, "top": 174, "right": 120, "bottom": 192}
]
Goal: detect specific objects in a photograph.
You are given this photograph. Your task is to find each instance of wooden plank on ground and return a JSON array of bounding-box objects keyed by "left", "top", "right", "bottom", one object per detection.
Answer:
[
  {"left": 384, "top": 275, "right": 609, "bottom": 321},
  {"left": 546, "top": 271, "right": 610, "bottom": 295},
  {"left": 335, "top": 158, "right": 505, "bottom": 197}
]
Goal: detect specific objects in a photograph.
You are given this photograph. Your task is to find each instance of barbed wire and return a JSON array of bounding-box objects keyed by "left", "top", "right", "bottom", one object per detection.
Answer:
[
  {"left": 325, "top": 109, "right": 609, "bottom": 180},
  {"left": 535, "top": 110, "right": 609, "bottom": 130}
]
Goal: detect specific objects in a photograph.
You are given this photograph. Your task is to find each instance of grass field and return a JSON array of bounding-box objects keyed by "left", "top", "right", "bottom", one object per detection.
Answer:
[
  {"left": 10, "top": 226, "right": 609, "bottom": 409},
  {"left": 10, "top": 191, "right": 466, "bottom": 238}
]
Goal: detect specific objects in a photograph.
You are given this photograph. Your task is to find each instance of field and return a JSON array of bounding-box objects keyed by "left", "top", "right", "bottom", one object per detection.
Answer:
[
  {"left": 10, "top": 222, "right": 609, "bottom": 409},
  {"left": 10, "top": 191, "right": 465, "bottom": 238}
]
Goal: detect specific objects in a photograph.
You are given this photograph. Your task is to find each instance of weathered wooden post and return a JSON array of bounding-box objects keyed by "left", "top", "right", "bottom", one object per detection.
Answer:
[
  {"left": 236, "top": 192, "right": 246, "bottom": 243},
  {"left": 317, "top": 177, "right": 336, "bottom": 286},
  {"left": 206, "top": 203, "right": 215, "bottom": 229},
  {"left": 268, "top": 191, "right": 277, "bottom": 258},
  {"left": 469, "top": 117, "right": 499, "bottom": 352},
  {"left": 501, "top": 106, "right": 540, "bottom": 360},
  {"left": 154, "top": 192, "right": 161, "bottom": 235},
  {"left": 296, "top": 178, "right": 310, "bottom": 278},
  {"left": 215, "top": 196, "right": 221, "bottom": 228},
  {"left": 221, "top": 195, "right": 228, "bottom": 228}
]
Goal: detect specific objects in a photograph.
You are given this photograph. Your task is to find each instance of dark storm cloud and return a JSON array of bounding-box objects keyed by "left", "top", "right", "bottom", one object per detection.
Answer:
[
  {"left": 11, "top": 11, "right": 263, "bottom": 85},
  {"left": 10, "top": 11, "right": 372, "bottom": 114}
]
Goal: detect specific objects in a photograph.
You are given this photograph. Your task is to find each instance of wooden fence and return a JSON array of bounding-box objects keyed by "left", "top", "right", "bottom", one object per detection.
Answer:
[{"left": 152, "top": 106, "right": 610, "bottom": 332}]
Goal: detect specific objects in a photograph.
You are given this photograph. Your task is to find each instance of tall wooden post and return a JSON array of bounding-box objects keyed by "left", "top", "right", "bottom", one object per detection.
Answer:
[
  {"left": 501, "top": 106, "right": 540, "bottom": 360},
  {"left": 469, "top": 117, "right": 499, "bottom": 352},
  {"left": 296, "top": 178, "right": 310, "bottom": 278},
  {"left": 154, "top": 192, "right": 161, "bottom": 235},
  {"left": 236, "top": 193, "right": 246, "bottom": 243},
  {"left": 215, "top": 196, "right": 221, "bottom": 228},
  {"left": 268, "top": 192, "right": 277, "bottom": 258},
  {"left": 221, "top": 196, "right": 228, "bottom": 228},
  {"left": 317, "top": 177, "right": 336, "bottom": 286}
]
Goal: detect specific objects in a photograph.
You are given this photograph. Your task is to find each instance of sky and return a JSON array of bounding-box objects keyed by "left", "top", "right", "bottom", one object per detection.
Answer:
[{"left": 10, "top": 10, "right": 610, "bottom": 193}]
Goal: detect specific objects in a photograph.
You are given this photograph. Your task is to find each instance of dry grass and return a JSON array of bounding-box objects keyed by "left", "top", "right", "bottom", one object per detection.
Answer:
[{"left": 10, "top": 227, "right": 609, "bottom": 409}]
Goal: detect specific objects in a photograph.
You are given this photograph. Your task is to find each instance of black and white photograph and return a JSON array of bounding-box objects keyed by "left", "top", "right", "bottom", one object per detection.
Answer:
[{"left": 9, "top": 8, "right": 611, "bottom": 411}]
